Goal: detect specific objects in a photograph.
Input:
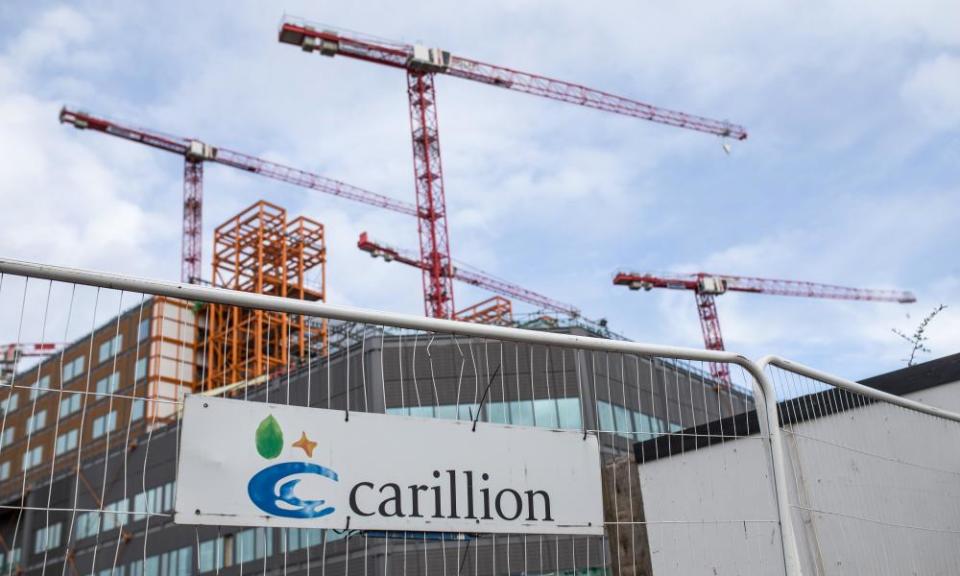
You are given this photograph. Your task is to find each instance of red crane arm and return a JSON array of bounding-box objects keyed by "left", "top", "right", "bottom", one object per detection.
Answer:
[
  {"left": 613, "top": 272, "right": 916, "bottom": 303},
  {"left": 1, "top": 343, "right": 64, "bottom": 363},
  {"left": 278, "top": 21, "right": 747, "bottom": 140},
  {"left": 359, "top": 233, "right": 580, "bottom": 316},
  {"left": 719, "top": 275, "right": 917, "bottom": 303},
  {"left": 59, "top": 107, "right": 418, "bottom": 217}
]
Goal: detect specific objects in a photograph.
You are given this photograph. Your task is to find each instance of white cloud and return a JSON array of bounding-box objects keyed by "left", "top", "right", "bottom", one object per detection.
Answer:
[{"left": 901, "top": 53, "right": 960, "bottom": 129}]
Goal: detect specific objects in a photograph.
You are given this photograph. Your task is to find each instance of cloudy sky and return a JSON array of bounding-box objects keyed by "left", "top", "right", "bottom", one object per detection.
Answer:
[{"left": 0, "top": 0, "right": 957, "bottom": 380}]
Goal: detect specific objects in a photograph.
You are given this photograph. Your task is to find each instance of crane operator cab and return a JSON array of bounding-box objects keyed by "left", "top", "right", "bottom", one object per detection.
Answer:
[{"left": 697, "top": 276, "right": 728, "bottom": 295}]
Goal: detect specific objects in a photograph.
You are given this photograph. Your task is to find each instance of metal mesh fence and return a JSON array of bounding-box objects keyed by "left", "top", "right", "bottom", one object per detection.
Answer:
[
  {"left": 0, "top": 261, "right": 812, "bottom": 575},
  {"left": 764, "top": 358, "right": 960, "bottom": 575}
]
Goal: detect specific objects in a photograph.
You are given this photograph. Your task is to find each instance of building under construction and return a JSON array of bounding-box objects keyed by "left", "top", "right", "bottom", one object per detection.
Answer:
[{"left": 0, "top": 309, "right": 750, "bottom": 575}]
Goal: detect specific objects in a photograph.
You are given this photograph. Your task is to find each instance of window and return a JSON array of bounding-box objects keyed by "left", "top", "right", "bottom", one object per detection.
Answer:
[
  {"left": 280, "top": 528, "right": 325, "bottom": 554},
  {"left": 33, "top": 522, "right": 62, "bottom": 553},
  {"left": 557, "top": 398, "right": 582, "bottom": 429},
  {"left": 22, "top": 446, "right": 44, "bottom": 469},
  {"left": 1, "top": 426, "right": 14, "bottom": 448},
  {"left": 0, "top": 548, "right": 20, "bottom": 573},
  {"left": 55, "top": 429, "right": 79, "bottom": 455},
  {"left": 159, "top": 546, "right": 192, "bottom": 576},
  {"left": 62, "top": 356, "right": 85, "bottom": 382},
  {"left": 613, "top": 404, "right": 632, "bottom": 434},
  {"left": 98, "top": 567, "right": 126, "bottom": 576},
  {"left": 198, "top": 539, "right": 224, "bottom": 573},
  {"left": 0, "top": 461, "right": 10, "bottom": 481},
  {"left": 92, "top": 411, "right": 117, "bottom": 439},
  {"left": 96, "top": 373, "right": 120, "bottom": 396},
  {"left": 132, "top": 482, "right": 175, "bottom": 521},
  {"left": 234, "top": 528, "right": 272, "bottom": 564},
  {"left": 128, "top": 554, "right": 160, "bottom": 576},
  {"left": 60, "top": 394, "right": 82, "bottom": 419},
  {"left": 135, "top": 358, "right": 147, "bottom": 381},
  {"left": 534, "top": 399, "right": 560, "bottom": 428},
  {"left": 98, "top": 334, "right": 123, "bottom": 364},
  {"left": 75, "top": 511, "right": 100, "bottom": 540},
  {"left": 130, "top": 399, "right": 145, "bottom": 422},
  {"left": 101, "top": 498, "right": 129, "bottom": 532},
  {"left": 597, "top": 400, "right": 670, "bottom": 441},
  {"left": 0, "top": 392, "right": 18, "bottom": 414},
  {"left": 29, "top": 375, "right": 51, "bottom": 400},
  {"left": 138, "top": 318, "right": 151, "bottom": 343},
  {"left": 26, "top": 409, "right": 47, "bottom": 434}
]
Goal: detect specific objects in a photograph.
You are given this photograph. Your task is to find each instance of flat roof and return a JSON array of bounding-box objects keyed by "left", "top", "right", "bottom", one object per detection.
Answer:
[{"left": 633, "top": 352, "right": 960, "bottom": 463}]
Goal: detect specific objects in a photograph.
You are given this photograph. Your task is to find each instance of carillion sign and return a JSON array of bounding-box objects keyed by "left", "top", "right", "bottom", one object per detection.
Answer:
[{"left": 175, "top": 396, "right": 604, "bottom": 535}]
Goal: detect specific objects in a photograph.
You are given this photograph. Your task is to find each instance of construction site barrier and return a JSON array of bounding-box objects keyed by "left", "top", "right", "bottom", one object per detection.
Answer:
[{"left": 17, "top": 256, "right": 960, "bottom": 574}]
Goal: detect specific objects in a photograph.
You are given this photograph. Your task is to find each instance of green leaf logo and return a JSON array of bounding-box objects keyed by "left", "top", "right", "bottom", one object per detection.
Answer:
[{"left": 255, "top": 415, "right": 284, "bottom": 459}]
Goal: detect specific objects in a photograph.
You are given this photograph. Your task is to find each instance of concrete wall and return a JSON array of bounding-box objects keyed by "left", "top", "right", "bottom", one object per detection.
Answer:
[{"left": 634, "top": 378, "right": 960, "bottom": 576}]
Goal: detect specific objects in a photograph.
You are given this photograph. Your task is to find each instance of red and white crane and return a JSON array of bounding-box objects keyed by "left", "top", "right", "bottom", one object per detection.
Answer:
[
  {"left": 59, "top": 107, "right": 576, "bottom": 323},
  {"left": 613, "top": 271, "right": 916, "bottom": 384},
  {"left": 360, "top": 232, "right": 580, "bottom": 318},
  {"left": 278, "top": 18, "right": 747, "bottom": 319},
  {"left": 59, "top": 107, "right": 416, "bottom": 283}
]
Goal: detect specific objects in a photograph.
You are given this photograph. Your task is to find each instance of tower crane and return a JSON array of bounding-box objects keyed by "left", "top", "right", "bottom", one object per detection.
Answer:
[
  {"left": 359, "top": 232, "right": 580, "bottom": 319},
  {"left": 59, "top": 108, "right": 576, "bottom": 324},
  {"left": 613, "top": 271, "right": 916, "bottom": 384},
  {"left": 59, "top": 107, "right": 416, "bottom": 283},
  {"left": 278, "top": 18, "right": 748, "bottom": 319}
]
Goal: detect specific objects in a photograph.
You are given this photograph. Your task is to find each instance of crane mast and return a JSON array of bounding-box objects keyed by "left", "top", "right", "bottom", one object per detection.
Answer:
[
  {"left": 279, "top": 18, "right": 747, "bottom": 318},
  {"left": 614, "top": 271, "right": 916, "bottom": 385}
]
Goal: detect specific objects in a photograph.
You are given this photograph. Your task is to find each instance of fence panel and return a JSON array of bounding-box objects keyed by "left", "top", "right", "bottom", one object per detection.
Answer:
[
  {"left": 761, "top": 356, "right": 960, "bottom": 576},
  {"left": 0, "top": 259, "right": 797, "bottom": 575}
]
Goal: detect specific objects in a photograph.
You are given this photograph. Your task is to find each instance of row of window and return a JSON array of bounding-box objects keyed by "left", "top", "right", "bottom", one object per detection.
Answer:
[
  {"left": 386, "top": 397, "right": 683, "bottom": 440},
  {"left": 10, "top": 317, "right": 151, "bottom": 408},
  {"left": 20, "top": 526, "right": 343, "bottom": 574},
  {"left": 3, "top": 395, "right": 145, "bottom": 452},
  {"left": 387, "top": 397, "right": 583, "bottom": 430},
  {"left": 198, "top": 528, "right": 345, "bottom": 573},
  {"left": 33, "top": 522, "right": 62, "bottom": 553},
  {"left": 4, "top": 405, "right": 146, "bottom": 479},
  {"left": 596, "top": 399, "right": 682, "bottom": 441},
  {"left": 4, "top": 360, "right": 148, "bottom": 431},
  {"left": 74, "top": 482, "right": 176, "bottom": 540}
]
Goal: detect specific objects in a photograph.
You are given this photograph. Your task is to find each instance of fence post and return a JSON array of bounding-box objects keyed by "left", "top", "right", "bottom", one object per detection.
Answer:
[
  {"left": 742, "top": 360, "right": 805, "bottom": 576},
  {"left": 602, "top": 453, "right": 653, "bottom": 576}
]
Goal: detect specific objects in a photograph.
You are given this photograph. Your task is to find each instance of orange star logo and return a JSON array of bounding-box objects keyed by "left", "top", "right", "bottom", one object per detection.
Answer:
[{"left": 292, "top": 431, "right": 317, "bottom": 458}]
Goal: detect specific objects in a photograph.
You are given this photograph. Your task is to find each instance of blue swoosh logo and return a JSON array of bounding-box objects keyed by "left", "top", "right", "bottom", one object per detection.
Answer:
[{"left": 248, "top": 462, "right": 339, "bottom": 519}]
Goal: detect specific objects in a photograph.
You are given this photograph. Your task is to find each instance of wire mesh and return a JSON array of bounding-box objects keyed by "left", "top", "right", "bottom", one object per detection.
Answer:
[
  {"left": 765, "top": 362, "right": 960, "bottom": 575},
  {"left": 0, "top": 266, "right": 794, "bottom": 576}
]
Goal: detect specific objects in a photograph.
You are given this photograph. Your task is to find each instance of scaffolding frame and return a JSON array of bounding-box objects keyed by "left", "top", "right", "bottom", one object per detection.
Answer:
[{"left": 204, "top": 201, "right": 326, "bottom": 391}]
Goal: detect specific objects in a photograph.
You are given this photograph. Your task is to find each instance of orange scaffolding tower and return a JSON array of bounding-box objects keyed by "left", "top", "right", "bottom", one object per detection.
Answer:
[{"left": 204, "top": 200, "right": 326, "bottom": 391}]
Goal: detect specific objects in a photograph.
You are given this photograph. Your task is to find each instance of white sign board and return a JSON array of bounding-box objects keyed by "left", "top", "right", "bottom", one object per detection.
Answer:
[{"left": 175, "top": 396, "right": 604, "bottom": 535}]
